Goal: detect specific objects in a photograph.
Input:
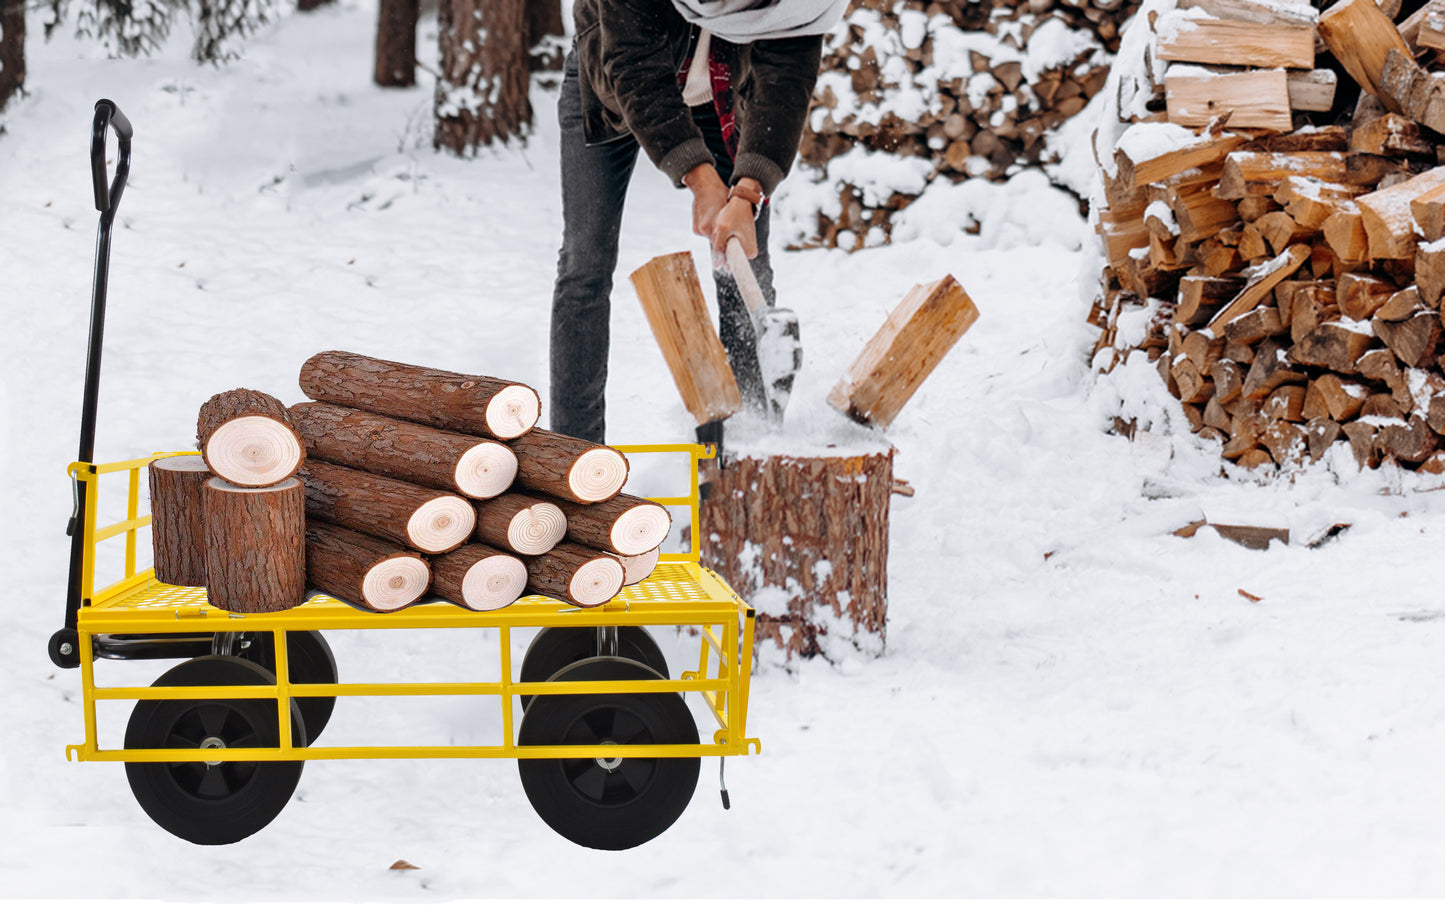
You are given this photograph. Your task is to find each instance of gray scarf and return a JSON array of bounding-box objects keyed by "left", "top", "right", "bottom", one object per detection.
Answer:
[{"left": 669, "top": 0, "right": 850, "bottom": 43}]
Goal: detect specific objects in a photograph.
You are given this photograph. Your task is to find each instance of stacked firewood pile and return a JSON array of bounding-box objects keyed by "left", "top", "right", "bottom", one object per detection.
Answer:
[
  {"left": 1090, "top": 0, "right": 1445, "bottom": 474},
  {"left": 148, "top": 351, "right": 671, "bottom": 613},
  {"left": 792, "top": 0, "right": 1132, "bottom": 250}
]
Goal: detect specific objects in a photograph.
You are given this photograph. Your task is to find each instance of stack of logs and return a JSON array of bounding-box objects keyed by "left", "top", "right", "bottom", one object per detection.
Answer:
[
  {"left": 1091, "top": 0, "right": 1445, "bottom": 473},
  {"left": 148, "top": 351, "right": 672, "bottom": 613},
  {"left": 794, "top": 0, "right": 1131, "bottom": 250}
]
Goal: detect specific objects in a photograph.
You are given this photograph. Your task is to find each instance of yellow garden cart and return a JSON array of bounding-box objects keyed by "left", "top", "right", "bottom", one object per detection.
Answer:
[{"left": 49, "top": 100, "right": 762, "bottom": 850}]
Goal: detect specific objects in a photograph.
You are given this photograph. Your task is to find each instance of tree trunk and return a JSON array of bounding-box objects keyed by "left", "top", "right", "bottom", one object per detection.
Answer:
[
  {"left": 524, "top": 542, "right": 624, "bottom": 607},
  {"left": 430, "top": 543, "right": 527, "bottom": 610},
  {"left": 0, "top": 0, "right": 23, "bottom": 114},
  {"left": 197, "top": 388, "right": 306, "bottom": 487},
  {"left": 298, "top": 0, "right": 334, "bottom": 10},
  {"left": 511, "top": 429, "right": 629, "bottom": 503},
  {"left": 305, "top": 520, "right": 430, "bottom": 612},
  {"left": 474, "top": 492, "right": 567, "bottom": 555},
  {"left": 527, "top": 0, "right": 566, "bottom": 72},
  {"left": 300, "top": 460, "right": 475, "bottom": 554},
  {"left": 435, "top": 0, "right": 532, "bottom": 153},
  {"left": 289, "top": 401, "right": 517, "bottom": 498},
  {"left": 546, "top": 492, "right": 672, "bottom": 556},
  {"left": 149, "top": 455, "right": 212, "bottom": 587},
  {"left": 373, "top": 0, "right": 418, "bottom": 87},
  {"left": 299, "top": 350, "right": 539, "bottom": 440},
  {"left": 203, "top": 478, "right": 307, "bottom": 613},
  {"left": 700, "top": 450, "right": 893, "bottom": 661}
]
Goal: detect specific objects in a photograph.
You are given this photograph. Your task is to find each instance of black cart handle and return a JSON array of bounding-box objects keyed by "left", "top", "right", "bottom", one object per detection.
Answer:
[{"left": 90, "top": 99, "right": 133, "bottom": 215}]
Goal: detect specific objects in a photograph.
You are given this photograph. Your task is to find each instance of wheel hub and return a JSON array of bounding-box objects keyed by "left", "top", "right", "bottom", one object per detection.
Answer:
[
  {"left": 596, "top": 741, "right": 622, "bottom": 771},
  {"left": 200, "top": 736, "right": 227, "bottom": 766}
]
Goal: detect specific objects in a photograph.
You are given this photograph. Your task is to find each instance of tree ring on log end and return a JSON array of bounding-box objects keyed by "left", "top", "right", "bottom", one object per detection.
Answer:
[
  {"left": 569, "top": 557, "right": 625, "bottom": 606},
  {"left": 609, "top": 502, "right": 672, "bottom": 556},
  {"left": 616, "top": 547, "right": 660, "bottom": 587},
  {"left": 460, "top": 554, "right": 528, "bottom": 610},
  {"left": 486, "top": 386, "right": 541, "bottom": 439},
  {"left": 361, "top": 555, "right": 431, "bottom": 611},
  {"left": 455, "top": 442, "right": 519, "bottom": 498},
  {"left": 507, "top": 503, "right": 567, "bottom": 555},
  {"left": 206, "top": 416, "right": 304, "bottom": 487},
  {"left": 405, "top": 496, "right": 476, "bottom": 553},
  {"left": 568, "top": 449, "right": 629, "bottom": 503}
]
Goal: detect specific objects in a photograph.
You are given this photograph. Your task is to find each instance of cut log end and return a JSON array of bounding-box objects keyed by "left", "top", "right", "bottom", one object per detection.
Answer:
[
  {"left": 455, "top": 441, "right": 519, "bottom": 498},
  {"left": 506, "top": 503, "right": 567, "bottom": 555},
  {"left": 485, "top": 385, "right": 541, "bottom": 439},
  {"left": 205, "top": 415, "right": 305, "bottom": 487},
  {"left": 608, "top": 502, "right": 672, "bottom": 556},
  {"left": 459, "top": 554, "right": 528, "bottom": 611},
  {"left": 361, "top": 555, "right": 432, "bottom": 612},
  {"left": 616, "top": 548, "right": 660, "bottom": 587},
  {"left": 405, "top": 496, "right": 477, "bottom": 553},
  {"left": 567, "top": 448, "right": 629, "bottom": 503},
  {"left": 568, "top": 556, "right": 625, "bottom": 606}
]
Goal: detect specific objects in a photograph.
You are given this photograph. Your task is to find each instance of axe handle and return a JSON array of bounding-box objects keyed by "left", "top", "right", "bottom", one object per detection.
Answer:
[{"left": 725, "top": 237, "right": 768, "bottom": 318}]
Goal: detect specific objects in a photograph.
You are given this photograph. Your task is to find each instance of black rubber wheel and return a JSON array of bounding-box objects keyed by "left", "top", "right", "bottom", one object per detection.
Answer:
[
  {"left": 231, "top": 630, "right": 338, "bottom": 743},
  {"left": 124, "top": 656, "right": 306, "bottom": 845},
  {"left": 518, "top": 626, "right": 668, "bottom": 712},
  {"left": 518, "top": 656, "right": 699, "bottom": 850}
]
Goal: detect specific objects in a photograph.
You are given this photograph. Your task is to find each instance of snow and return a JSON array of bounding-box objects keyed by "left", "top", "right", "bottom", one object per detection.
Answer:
[{"left": 10, "top": 0, "right": 1445, "bottom": 900}]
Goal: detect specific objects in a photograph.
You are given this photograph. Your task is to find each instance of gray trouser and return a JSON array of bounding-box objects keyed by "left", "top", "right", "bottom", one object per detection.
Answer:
[{"left": 549, "top": 49, "right": 775, "bottom": 444}]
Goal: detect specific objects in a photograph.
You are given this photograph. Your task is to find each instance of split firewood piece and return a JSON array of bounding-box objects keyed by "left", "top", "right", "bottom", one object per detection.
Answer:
[
  {"left": 473, "top": 492, "right": 567, "bottom": 556},
  {"left": 1377, "top": 415, "right": 1439, "bottom": 462},
  {"left": 1363, "top": 393, "right": 1407, "bottom": 422},
  {"left": 1338, "top": 273, "right": 1397, "bottom": 321},
  {"left": 1176, "top": 0, "right": 1317, "bottom": 28},
  {"left": 1342, "top": 421, "right": 1380, "bottom": 468},
  {"left": 299, "top": 460, "right": 475, "bottom": 554},
  {"left": 1322, "top": 207, "right": 1369, "bottom": 263},
  {"left": 1262, "top": 386, "right": 1306, "bottom": 423},
  {"left": 1349, "top": 114, "right": 1436, "bottom": 159},
  {"left": 1428, "top": 395, "right": 1445, "bottom": 434},
  {"left": 289, "top": 402, "right": 517, "bottom": 499},
  {"left": 1212, "top": 359, "right": 1246, "bottom": 405},
  {"left": 523, "top": 542, "right": 625, "bottom": 608},
  {"left": 1198, "top": 239, "right": 1246, "bottom": 277},
  {"left": 1169, "top": 183, "right": 1241, "bottom": 244},
  {"left": 1098, "top": 205, "right": 1152, "bottom": 270},
  {"left": 1274, "top": 178, "right": 1363, "bottom": 231},
  {"left": 148, "top": 455, "right": 212, "bottom": 587},
  {"left": 305, "top": 520, "right": 430, "bottom": 613},
  {"left": 1156, "top": 18, "right": 1314, "bottom": 69},
  {"left": 1235, "top": 448, "right": 1276, "bottom": 469},
  {"left": 1374, "top": 311, "right": 1441, "bottom": 367},
  {"left": 1255, "top": 213, "right": 1310, "bottom": 258},
  {"left": 203, "top": 477, "right": 306, "bottom": 613},
  {"left": 614, "top": 547, "right": 661, "bottom": 587},
  {"left": 1306, "top": 417, "right": 1343, "bottom": 461},
  {"left": 1239, "top": 222, "right": 1270, "bottom": 260},
  {"left": 1417, "top": 7, "right": 1445, "bottom": 52},
  {"left": 1358, "top": 349, "right": 1415, "bottom": 411},
  {"left": 298, "top": 350, "right": 540, "bottom": 441},
  {"left": 543, "top": 492, "right": 672, "bottom": 557},
  {"left": 1173, "top": 359, "right": 1216, "bottom": 404},
  {"left": 1401, "top": 0, "right": 1445, "bottom": 52},
  {"left": 1219, "top": 153, "right": 1348, "bottom": 200},
  {"left": 1206, "top": 243, "right": 1311, "bottom": 332},
  {"left": 1224, "top": 306, "right": 1284, "bottom": 347},
  {"left": 1376, "top": 286, "right": 1424, "bottom": 322},
  {"left": 1415, "top": 240, "right": 1445, "bottom": 307},
  {"left": 1355, "top": 166, "right": 1445, "bottom": 260},
  {"left": 1243, "top": 340, "right": 1307, "bottom": 400},
  {"left": 1317, "top": 0, "right": 1412, "bottom": 102},
  {"left": 1182, "top": 330, "right": 1227, "bottom": 372},
  {"left": 510, "top": 429, "right": 629, "bottom": 504},
  {"left": 1274, "top": 280, "right": 1328, "bottom": 325},
  {"left": 1287, "top": 71, "right": 1338, "bottom": 114},
  {"left": 828, "top": 275, "right": 981, "bottom": 431},
  {"left": 1261, "top": 420, "right": 1307, "bottom": 465},
  {"left": 429, "top": 543, "right": 527, "bottom": 611},
  {"left": 1115, "top": 130, "right": 1244, "bottom": 189},
  {"left": 1410, "top": 186, "right": 1445, "bottom": 244},
  {"left": 1379, "top": 50, "right": 1445, "bottom": 133},
  {"left": 1165, "top": 67, "right": 1291, "bottom": 132},
  {"left": 197, "top": 388, "right": 306, "bottom": 488},
  {"left": 1262, "top": 126, "right": 1348, "bottom": 154},
  {"left": 1289, "top": 321, "right": 1375, "bottom": 373},
  {"left": 1178, "top": 276, "right": 1245, "bottom": 326},
  {"left": 1204, "top": 396, "right": 1232, "bottom": 430}
]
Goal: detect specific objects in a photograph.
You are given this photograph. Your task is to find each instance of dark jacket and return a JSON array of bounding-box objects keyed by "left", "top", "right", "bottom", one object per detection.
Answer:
[{"left": 572, "top": 0, "right": 824, "bottom": 197}]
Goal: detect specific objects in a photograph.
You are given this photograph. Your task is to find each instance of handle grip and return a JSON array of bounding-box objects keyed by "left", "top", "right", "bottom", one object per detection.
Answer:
[
  {"left": 725, "top": 237, "right": 767, "bottom": 318},
  {"left": 90, "top": 99, "right": 133, "bottom": 215}
]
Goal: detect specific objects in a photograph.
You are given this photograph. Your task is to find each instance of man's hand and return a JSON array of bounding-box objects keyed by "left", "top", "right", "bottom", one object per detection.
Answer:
[
  {"left": 684, "top": 163, "right": 728, "bottom": 242},
  {"left": 713, "top": 197, "right": 758, "bottom": 261}
]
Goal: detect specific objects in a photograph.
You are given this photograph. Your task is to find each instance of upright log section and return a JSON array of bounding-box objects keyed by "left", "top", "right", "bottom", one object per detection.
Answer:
[
  {"left": 203, "top": 478, "right": 307, "bottom": 613},
  {"left": 701, "top": 450, "right": 893, "bottom": 660},
  {"left": 305, "top": 521, "right": 431, "bottom": 613},
  {"left": 511, "top": 429, "right": 629, "bottom": 503},
  {"left": 299, "top": 351, "right": 539, "bottom": 440},
  {"left": 300, "top": 461, "right": 475, "bottom": 554},
  {"left": 197, "top": 389, "right": 306, "bottom": 487},
  {"left": 290, "top": 402, "right": 518, "bottom": 499},
  {"left": 148, "top": 455, "right": 212, "bottom": 587}
]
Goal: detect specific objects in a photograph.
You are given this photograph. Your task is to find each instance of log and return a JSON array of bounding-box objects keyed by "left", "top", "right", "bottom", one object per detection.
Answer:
[
  {"left": 1374, "top": 310, "right": 1441, "bottom": 366},
  {"left": 523, "top": 542, "right": 625, "bottom": 607},
  {"left": 1339, "top": 273, "right": 1397, "bottom": 320},
  {"left": 1178, "top": 276, "right": 1245, "bottom": 325},
  {"left": 544, "top": 492, "right": 672, "bottom": 557},
  {"left": 1116, "top": 132, "right": 1245, "bottom": 189},
  {"left": 203, "top": 477, "right": 306, "bottom": 613},
  {"left": 1224, "top": 306, "right": 1284, "bottom": 347},
  {"left": 289, "top": 402, "right": 518, "bottom": 499},
  {"left": 1170, "top": 182, "right": 1241, "bottom": 244},
  {"left": 305, "top": 520, "right": 430, "bottom": 612},
  {"left": 1256, "top": 212, "right": 1310, "bottom": 257},
  {"left": 1316, "top": 0, "right": 1412, "bottom": 102},
  {"left": 299, "top": 460, "right": 475, "bottom": 554},
  {"left": 615, "top": 548, "right": 660, "bottom": 587},
  {"left": 1262, "top": 385, "right": 1306, "bottom": 423},
  {"left": 1289, "top": 322, "right": 1375, "bottom": 372},
  {"left": 1358, "top": 348, "right": 1415, "bottom": 410},
  {"left": 1243, "top": 339, "right": 1306, "bottom": 400},
  {"left": 1376, "top": 414, "right": 1439, "bottom": 461},
  {"left": 148, "top": 455, "right": 212, "bottom": 587},
  {"left": 1291, "top": 285, "right": 1341, "bottom": 344},
  {"left": 1175, "top": 0, "right": 1316, "bottom": 28},
  {"left": 473, "top": 492, "right": 567, "bottom": 555},
  {"left": 298, "top": 350, "right": 540, "bottom": 440},
  {"left": 1322, "top": 207, "right": 1369, "bottom": 262},
  {"left": 1165, "top": 68, "right": 1292, "bottom": 132},
  {"left": 1261, "top": 419, "right": 1307, "bottom": 464},
  {"left": 1274, "top": 178, "right": 1362, "bottom": 231},
  {"left": 197, "top": 388, "right": 306, "bottom": 488},
  {"left": 1206, "top": 243, "right": 1311, "bottom": 332},
  {"left": 1410, "top": 185, "right": 1445, "bottom": 243},
  {"left": 1377, "top": 286, "right": 1424, "bottom": 321},
  {"left": 628, "top": 252, "right": 743, "bottom": 425},
  {"left": 1219, "top": 153, "right": 1349, "bottom": 200},
  {"left": 1356, "top": 167, "right": 1445, "bottom": 260},
  {"left": 510, "top": 428, "right": 629, "bottom": 503},
  {"left": 1287, "top": 70, "right": 1338, "bottom": 113},
  {"left": 430, "top": 542, "right": 527, "bottom": 611},
  {"left": 1349, "top": 114, "right": 1436, "bottom": 159},
  {"left": 1343, "top": 421, "right": 1380, "bottom": 468},
  {"left": 1306, "top": 417, "right": 1344, "bottom": 460},
  {"left": 1157, "top": 19, "right": 1314, "bottom": 68},
  {"left": 1212, "top": 359, "right": 1246, "bottom": 404},
  {"left": 828, "top": 275, "right": 981, "bottom": 430}
]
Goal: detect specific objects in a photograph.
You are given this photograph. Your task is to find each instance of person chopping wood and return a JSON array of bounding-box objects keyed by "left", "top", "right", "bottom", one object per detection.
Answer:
[{"left": 548, "top": 0, "right": 848, "bottom": 444}]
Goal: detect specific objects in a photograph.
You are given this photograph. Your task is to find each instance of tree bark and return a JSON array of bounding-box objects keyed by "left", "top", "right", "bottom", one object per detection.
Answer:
[
  {"left": 435, "top": 0, "right": 532, "bottom": 153},
  {"left": 545, "top": 492, "right": 672, "bottom": 556},
  {"left": 524, "top": 542, "right": 624, "bottom": 607},
  {"left": 203, "top": 478, "right": 307, "bottom": 613},
  {"left": 305, "top": 520, "right": 430, "bottom": 612},
  {"left": 430, "top": 543, "right": 527, "bottom": 610},
  {"left": 527, "top": 0, "right": 566, "bottom": 71},
  {"left": 0, "top": 0, "right": 23, "bottom": 114},
  {"left": 374, "top": 0, "right": 418, "bottom": 86},
  {"left": 298, "top": 350, "right": 539, "bottom": 440},
  {"left": 701, "top": 450, "right": 893, "bottom": 661},
  {"left": 149, "top": 455, "right": 212, "bottom": 587},
  {"left": 197, "top": 388, "right": 306, "bottom": 487},
  {"left": 289, "top": 401, "right": 517, "bottom": 498},
  {"left": 300, "top": 460, "right": 475, "bottom": 554},
  {"left": 474, "top": 492, "right": 567, "bottom": 555},
  {"left": 511, "top": 429, "right": 629, "bottom": 503}
]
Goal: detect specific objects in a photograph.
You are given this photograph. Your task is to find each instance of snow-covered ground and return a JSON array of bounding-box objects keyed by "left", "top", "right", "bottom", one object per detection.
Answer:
[{"left": 6, "top": 0, "right": 1445, "bottom": 899}]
